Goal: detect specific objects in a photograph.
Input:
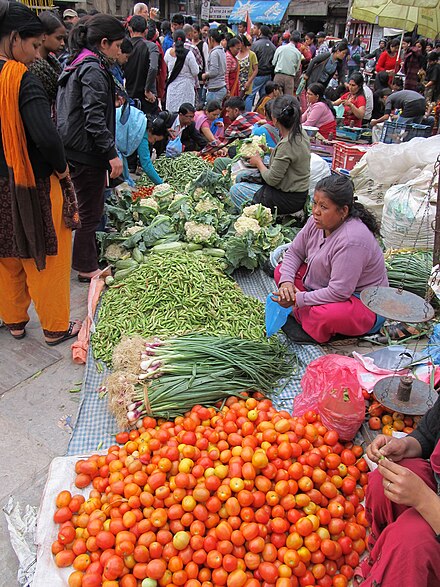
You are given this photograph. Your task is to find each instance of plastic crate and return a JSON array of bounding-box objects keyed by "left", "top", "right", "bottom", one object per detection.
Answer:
[
  {"left": 380, "top": 120, "right": 407, "bottom": 144},
  {"left": 380, "top": 120, "right": 432, "bottom": 143},
  {"left": 336, "top": 126, "right": 363, "bottom": 141},
  {"left": 331, "top": 142, "right": 369, "bottom": 171}
]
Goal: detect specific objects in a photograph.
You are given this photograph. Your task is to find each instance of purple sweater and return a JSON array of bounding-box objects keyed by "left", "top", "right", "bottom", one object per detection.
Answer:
[{"left": 279, "top": 216, "right": 388, "bottom": 308}]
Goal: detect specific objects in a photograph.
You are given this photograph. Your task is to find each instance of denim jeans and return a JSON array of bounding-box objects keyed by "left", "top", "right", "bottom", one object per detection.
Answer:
[
  {"left": 206, "top": 87, "right": 227, "bottom": 106},
  {"left": 244, "top": 93, "right": 254, "bottom": 112},
  {"left": 250, "top": 75, "right": 271, "bottom": 109}
]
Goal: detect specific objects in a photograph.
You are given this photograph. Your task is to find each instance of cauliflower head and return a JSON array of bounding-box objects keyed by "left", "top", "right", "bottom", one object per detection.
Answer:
[
  {"left": 237, "top": 135, "right": 267, "bottom": 159},
  {"left": 184, "top": 221, "right": 217, "bottom": 245},
  {"left": 242, "top": 204, "right": 273, "bottom": 227},
  {"left": 123, "top": 225, "right": 144, "bottom": 236},
  {"left": 104, "top": 243, "right": 126, "bottom": 261},
  {"left": 234, "top": 216, "right": 262, "bottom": 236},
  {"left": 139, "top": 197, "right": 159, "bottom": 211},
  {"left": 153, "top": 183, "right": 174, "bottom": 197},
  {"left": 195, "top": 197, "right": 221, "bottom": 214}
]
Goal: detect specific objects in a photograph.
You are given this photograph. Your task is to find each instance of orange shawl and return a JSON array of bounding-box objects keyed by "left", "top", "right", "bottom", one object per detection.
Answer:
[{"left": 0, "top": 60, "right": 47, "bottom": 270}]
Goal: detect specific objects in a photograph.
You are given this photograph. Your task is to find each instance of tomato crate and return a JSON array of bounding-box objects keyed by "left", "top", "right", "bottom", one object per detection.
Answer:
[{"left": 331, "top": 142, "right": 369, "bottom": 172}]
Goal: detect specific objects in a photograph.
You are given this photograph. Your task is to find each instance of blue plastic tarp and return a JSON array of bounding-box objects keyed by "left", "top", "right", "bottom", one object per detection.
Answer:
[{"left": 228, "top": 0, "right": 290, "bottom": 25}]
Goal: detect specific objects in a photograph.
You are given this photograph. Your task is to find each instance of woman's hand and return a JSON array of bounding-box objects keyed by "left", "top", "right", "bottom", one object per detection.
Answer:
[
  {"left": 201, "top": 73, "right": 208, "bottom": 81},
  {"left": 248, "top": 154, "right": 263, "bottom": 168},
  {"left": 378, "top": 458, "right": 431, "bottom": 509},
  {"left": 366, "top": 434, "right": 408, "bottom": 463},
  {"left": 56, "top": 166, "right": 69, "bottom": 180},
  {"left": 109, "top": 157, "right": 123, "bottom": 179},
  {"left": 272, "top": 281, "right": 296, "bottom": 307}
]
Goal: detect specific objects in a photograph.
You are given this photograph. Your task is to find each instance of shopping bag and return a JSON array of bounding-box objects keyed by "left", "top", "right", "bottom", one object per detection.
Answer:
[
  {"left": 166, "top": 136, "right": 183, "bottom": 158},
  {"left": 294, "top": 355, "right": 365, "bottom": 440},
  {"left": 265, "top": 294, "right": 292, "bottom": 337}
]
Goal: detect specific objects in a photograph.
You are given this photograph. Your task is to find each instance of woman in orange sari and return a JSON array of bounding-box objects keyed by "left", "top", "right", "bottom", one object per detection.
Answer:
[{"left": 0, "top": 1, "right": 81, "bottom": 345}]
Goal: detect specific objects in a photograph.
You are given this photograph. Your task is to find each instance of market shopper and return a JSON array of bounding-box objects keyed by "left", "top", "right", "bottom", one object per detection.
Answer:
[
  {"left": 202, "top": 28, "right": 227, "bottom": 104},
  {"left": 255, "top": 80, "right": 281, "bottom": 116},
  {"left": 402, "top": 37, "right": 425, "bottom": 90},
  {"left": 28, "top": 11, "right": 65, "bottom": 111},
  {"left": 229, "top": 95, "right": 310, "bottom": 214},
  {"left": 302, "top": 83, "right": 337, "bottom": 139},
  {"left": 194, "top": 100, "right": 224, "bottom": 143},
  {"left": 0, "top": 1, "right": 81, "bottom": 344},
  {"left": 273, "top": 174, "right": 388, "bottom": 344},
  {"left": 375, "top": 39, "right": 401, "bottom": 83},
  {"left": 347, "top": 37, "right": 364, "bottom": 78},
  {"left": 124, "top": 16, "right": 159, "bottom": 115},
  {"left": 272, "top": 31, "right": 302, "bottom": 96},
  {"left": 237, "top": 34, "right": 258, "bottom": 111},
  {"left": 370, "top": 89, "right": 427, "bottom": 126},
  {"left": 425, "top": 52, "right": 440, "bottom": 102},
  {"left": 250, "top": 24, "right": 276, "bottom": 107},
  {"left": 116, "top": 102, "right": 167, "bottom": 186},
  {"left": 57, "top": 14, "right": 124, "bottom": 282},
  {"left": 357, "top": 393, "right": 440, "bottom": 587},
  {"left": 164, "top": 29, "right": 199, "bottom": 113},
  {"left": 304, "top": 41, "right": 348, "bottom": 89},
  {"left": 225, "top": 36, "right": 241, "bottom": 97},
  {"left": 333, "top": 72, "right": 366, "bottom": 128}
]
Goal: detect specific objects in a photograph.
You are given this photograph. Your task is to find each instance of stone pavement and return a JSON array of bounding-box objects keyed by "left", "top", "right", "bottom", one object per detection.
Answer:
[{"left": 0, "top": 272, "right": 88, "bottom": 586}]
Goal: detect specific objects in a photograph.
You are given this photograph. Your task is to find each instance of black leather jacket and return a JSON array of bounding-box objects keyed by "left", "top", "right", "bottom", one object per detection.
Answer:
[{"left": 57, "top": 53, "right": 117, "bottom": 168}]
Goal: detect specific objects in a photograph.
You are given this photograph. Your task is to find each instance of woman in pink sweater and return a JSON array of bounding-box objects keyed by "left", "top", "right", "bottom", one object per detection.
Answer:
[
  {"left": 272, "top": 175, "right": 388, "bottom": 344},
  {"left": 302, "top": 83, "right": 337, "bottom": 138}
]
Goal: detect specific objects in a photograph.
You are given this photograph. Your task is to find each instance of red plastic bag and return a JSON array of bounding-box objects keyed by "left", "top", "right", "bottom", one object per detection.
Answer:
[{"left": 294, "top": 355, "right": 365, "bottom": 440}]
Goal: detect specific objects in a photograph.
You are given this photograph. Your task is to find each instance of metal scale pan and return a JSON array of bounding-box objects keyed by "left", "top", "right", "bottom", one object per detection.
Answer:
[{"left": 360, "top": 286, "right": 434, "bottom": 324}]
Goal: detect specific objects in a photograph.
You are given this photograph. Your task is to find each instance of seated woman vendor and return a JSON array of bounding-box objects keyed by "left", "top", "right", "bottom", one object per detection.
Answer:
[
  {"left": 229, "top": 95, "right": 310, "bottom": 214},
  {"left": 358, "top": 392, "right": 440, "bottom": 587},
  {"left": 273, "top": 174, "right": 388, "bottom": 344},
  {"left": 333, "top": 72, "right": 366, "bottom": 128},
  {"left": 194, "top": 100, "right": 224, "bottom": 143},
  {"left": 302, "top": 83, "right": 337, "bottom": 139}
]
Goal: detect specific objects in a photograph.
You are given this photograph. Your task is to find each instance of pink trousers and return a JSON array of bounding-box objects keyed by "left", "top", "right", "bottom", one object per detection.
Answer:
[
  {"left": 274, "top": 263, "right": 376, "bottom": 343},
  {"left": 359, "top": 460, "right": 440, "bottom": 587}
]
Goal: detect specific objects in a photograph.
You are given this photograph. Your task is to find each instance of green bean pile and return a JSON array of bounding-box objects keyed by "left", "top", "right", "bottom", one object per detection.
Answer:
[
  {"left": 93, "top": 252, "right": 267, "bottom": 364},
  {"left": 385, "top": 250, "right": 433, "bottom": 298},
  {"left": 138, "top": 153, "right": 211, "bottom": 192}
]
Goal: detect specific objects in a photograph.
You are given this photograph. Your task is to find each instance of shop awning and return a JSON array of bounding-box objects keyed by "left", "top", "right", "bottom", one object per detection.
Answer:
[{"left": 228, "top": 0, "right": 290, "bottom": 25}]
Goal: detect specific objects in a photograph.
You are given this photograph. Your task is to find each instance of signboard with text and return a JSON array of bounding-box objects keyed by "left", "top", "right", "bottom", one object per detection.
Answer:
[
  {"left": 228, "top": 0, "right": 290, "bottom": 25},
  {"left": 210, "top": 5, "right": 234, "bottom": 19}
]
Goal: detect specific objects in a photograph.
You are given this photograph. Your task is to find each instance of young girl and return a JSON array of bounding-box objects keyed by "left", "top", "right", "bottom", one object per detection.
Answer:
[{"left": 57, "top": 14, "right": 125, "bottom": 282}]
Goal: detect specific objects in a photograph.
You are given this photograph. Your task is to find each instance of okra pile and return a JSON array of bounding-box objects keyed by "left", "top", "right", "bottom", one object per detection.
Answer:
[{"left": 93, "top": 252, "right": 267, "bottom": 365}]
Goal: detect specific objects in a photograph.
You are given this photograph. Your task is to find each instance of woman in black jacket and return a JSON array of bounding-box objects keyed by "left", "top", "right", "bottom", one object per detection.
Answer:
[
  {"left": 57, "top": 15, "right": 125, "bottom": 281},
  {"left": 304, "top": 40, "right": 348, "bottom": 89}
]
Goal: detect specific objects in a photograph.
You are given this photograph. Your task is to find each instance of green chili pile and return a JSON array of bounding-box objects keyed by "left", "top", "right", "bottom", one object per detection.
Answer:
[
  {"left": 137, "top": 153, "right": 211, "bottom": 193},
  {"left": 93, "top": 252, "right": 267, "bottom": 364}
]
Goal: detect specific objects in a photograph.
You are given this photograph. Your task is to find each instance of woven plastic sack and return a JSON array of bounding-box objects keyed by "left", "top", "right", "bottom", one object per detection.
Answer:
[{"left": 294, "top": 355, "right": 365, "bottom": 440}]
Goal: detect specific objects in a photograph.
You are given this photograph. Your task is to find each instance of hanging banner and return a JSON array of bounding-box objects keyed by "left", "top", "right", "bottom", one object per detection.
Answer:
[{"left": 228, "top": 0, "right": 290, "bottom": 25}]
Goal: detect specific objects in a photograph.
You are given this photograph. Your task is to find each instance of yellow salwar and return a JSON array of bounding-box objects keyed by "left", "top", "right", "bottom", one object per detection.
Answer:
[{"left": 0, "top": 175, "right": 72, "bottom": 336}]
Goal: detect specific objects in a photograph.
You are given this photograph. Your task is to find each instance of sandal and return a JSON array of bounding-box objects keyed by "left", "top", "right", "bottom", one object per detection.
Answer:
[
  {"left": 8, "top": 328, "right": 26, "bottom": 340},
  {"left": 377, "top": 322, "right": 423, "bottom": 344},
  {"left": 45, "top": 321, "right": 81, "bottom": 346}
]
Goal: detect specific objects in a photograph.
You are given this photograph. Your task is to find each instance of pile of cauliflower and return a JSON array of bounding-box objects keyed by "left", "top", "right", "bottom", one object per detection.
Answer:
[{"left": 138, "top": 197, "right": 159, "bottom": 211}]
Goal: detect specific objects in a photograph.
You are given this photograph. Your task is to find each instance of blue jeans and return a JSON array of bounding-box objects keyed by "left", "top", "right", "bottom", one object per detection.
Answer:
[
  {"left": 206, "top": 87, "right": 227, "bottom": 106},
  {"left": 250, "top": 75, "right": 271, "bottom": 109},
  {"left": 397, "top": 115, "right": 424, "bottom": 125},
  {"left": 244, "top": 93, "right": 254, "bottom": 112}
]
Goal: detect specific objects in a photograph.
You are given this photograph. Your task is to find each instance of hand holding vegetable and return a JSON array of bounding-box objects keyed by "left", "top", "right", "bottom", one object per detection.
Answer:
[
  {"left": 367, "top": 434, "right": 422, "bottom": 463},
  {"left": 378, "top": 458, "right": 433, "bottom": 509},
  {"left": 248, "top": 154, "right": 263, "bottom": 168}
]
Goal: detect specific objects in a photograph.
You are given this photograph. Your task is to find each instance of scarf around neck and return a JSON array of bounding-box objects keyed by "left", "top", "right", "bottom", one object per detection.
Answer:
[{"left": 0, "top": 60, "right": 47, "bottom": 270}]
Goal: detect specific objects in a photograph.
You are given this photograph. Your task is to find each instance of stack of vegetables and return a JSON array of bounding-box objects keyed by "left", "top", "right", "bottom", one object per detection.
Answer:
[
  {"left": 93, "top": 252, "right": 268, "bottom": 364},
  {"left": 366, "top": 394, "right": 420, "bottom": 434},
  {"left": 51, "top": 400, "right": 370, "bottom": 587},
  {"left": 136, "top": 152, "right": 212, "bottom": 193},
  {"left": 105, "top": 334, "right": 291, "bottom": 427},
  {"left": 385, "top": 249, "right": 434, "bottom": 300}
]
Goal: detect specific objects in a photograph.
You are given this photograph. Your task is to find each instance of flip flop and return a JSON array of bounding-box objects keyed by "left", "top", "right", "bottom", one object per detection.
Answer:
[
  {"left": 8, "top": 329, "right": 26, "bottom": 340},
  {"left": 46, "top": 321, "right": 80, "bottom": 346},
  {"left": 377, "top": 322, "right": 423, "bottom": 344}
]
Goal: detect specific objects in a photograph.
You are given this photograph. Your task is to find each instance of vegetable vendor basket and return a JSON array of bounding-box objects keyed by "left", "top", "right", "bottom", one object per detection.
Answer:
[{"left": 331, "top": 142, "right": 369, "bottom": 172}]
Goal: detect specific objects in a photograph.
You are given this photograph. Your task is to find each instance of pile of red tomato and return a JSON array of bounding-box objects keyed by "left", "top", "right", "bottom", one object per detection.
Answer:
[{"left": 52, "top": 396, "right": 370, "bottom": 587}]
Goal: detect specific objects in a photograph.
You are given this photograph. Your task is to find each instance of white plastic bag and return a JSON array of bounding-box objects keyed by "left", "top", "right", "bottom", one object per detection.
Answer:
[
  {"left": 381, "top": 171, "right": 437, "bottom": 250},
  {"left": 309, "top": 153, "right": 331, "bottom": 197}
]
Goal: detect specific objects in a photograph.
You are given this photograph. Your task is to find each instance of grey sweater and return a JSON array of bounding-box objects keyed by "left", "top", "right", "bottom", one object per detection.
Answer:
[{"left": 206, "top": 46, "right": 226, "bottom": 90}]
